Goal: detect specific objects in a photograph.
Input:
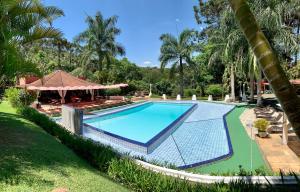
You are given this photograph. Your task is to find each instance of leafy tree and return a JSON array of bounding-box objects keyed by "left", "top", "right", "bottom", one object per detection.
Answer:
[
  {"left": 155, "top": 80, "right": 173, "bottom": 96},
  {"left": 159, "top": 29, "right": 195, "bottom": 96},
  {"left": 108, "top": 58, "right": 142, "bottom": 83},
  {"left": 75, "top": 12, "right": 125, "bottom": 72}
]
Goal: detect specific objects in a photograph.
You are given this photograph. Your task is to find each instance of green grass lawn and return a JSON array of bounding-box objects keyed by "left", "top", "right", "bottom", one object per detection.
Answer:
[
  {"left": 189, "top": 106, "right": 271, "bottom": 175},
  {"left": 0, "top": 101, "right": 130, "bottom": 192}
]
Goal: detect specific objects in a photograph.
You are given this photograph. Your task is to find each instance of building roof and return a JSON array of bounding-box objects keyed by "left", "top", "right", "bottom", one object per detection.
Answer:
[
  {"left": 290, "top": 79, "right": 300, "bottom": 85},
  {"left": 25, "top": 70, "right": 127, "bottom": 91}
]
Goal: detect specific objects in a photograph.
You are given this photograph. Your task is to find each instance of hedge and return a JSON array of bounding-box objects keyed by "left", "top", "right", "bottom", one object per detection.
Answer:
[
  {"left": 107, "top": 158, "right": 273, "bottom": 192},
  {"left": 17, "top": 106, "right": 120, "bottom": 172}
]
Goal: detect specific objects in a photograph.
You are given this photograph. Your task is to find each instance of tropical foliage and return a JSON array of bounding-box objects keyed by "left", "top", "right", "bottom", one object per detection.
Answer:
[
  {"left": 4, "top": 87, "right": 36, "bottom": 108},
  {"left": 74, "top": 12, "right": 125, "bottom": 83},
  {"left": 0, "top": 0, "right": 64, "bottom": 86},
  {"left": 159, "top": 29, "right": 195, "bottom": 96}
]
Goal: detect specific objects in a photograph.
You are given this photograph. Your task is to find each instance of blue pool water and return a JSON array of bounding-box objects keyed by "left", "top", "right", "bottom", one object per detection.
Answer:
[{"left": 84, "top": 102, "right": 194, "bottom": 143}]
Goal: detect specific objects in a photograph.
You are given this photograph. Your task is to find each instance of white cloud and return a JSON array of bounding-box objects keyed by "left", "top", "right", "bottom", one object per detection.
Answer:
[{"left": 143, "top": 61, "right": 152, "bottom": 65}]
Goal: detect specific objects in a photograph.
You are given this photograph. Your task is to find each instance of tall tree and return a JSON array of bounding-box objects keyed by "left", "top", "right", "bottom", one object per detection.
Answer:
[
  {"left": 53, "top": 38, "right": 68, "bottom": 69},
  {"left": 159, "top": 29, "right": 195, "bottom": 96},
  {"left": 0, "top": 0, "right": 64, "bottom": 85},
  {"left": 229, "top": 0, "right": 300, "bottom": 138},
  {"left": 197, "top": 0, "right": 298, "bottom": 104},
  {"left": 75, "top": 12, "right": 125, "bottom": 72}
]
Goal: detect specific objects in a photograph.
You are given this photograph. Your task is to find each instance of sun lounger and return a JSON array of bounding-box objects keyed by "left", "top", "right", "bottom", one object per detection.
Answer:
[
  {"left": 270, "top": 125, "right": 283, "bottom": 133},
  {"left": 255, "top": 109, "right": 276, "bottom": 118},
  {"left": 269, "top": 113, "right": 283, "bottom": 125}
]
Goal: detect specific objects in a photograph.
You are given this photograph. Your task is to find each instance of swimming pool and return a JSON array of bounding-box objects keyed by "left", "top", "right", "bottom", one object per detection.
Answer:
[
  {"left": 83, "top": 101, "right": 235, "bottom": 168},
  {"left": 84, "top": 102, "right": 197, "bottom": 153}
]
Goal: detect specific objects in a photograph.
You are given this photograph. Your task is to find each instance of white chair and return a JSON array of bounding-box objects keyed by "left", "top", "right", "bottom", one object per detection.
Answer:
[
  {"left": 162, "top": 94, "right": 167, "bottom": 100},
  {"left": 242, "top": 93, "right": 247, "bottom": 102},
  {"left": 224, "top": 94, "right": 230, "bottom": 103},
  {"left": 192, "top": 95, "right": 197, "bottom": 101},
  {"left": 208, "top": 95, "right": 213, "bottom": 101},
  {"left": 176, "top": 94, "right": 181, "bottom": 100}
]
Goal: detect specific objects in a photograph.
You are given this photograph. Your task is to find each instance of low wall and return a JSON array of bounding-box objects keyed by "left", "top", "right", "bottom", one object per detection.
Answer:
[{"left": 135, "top": 160, "right": 298, "bottom": 185}]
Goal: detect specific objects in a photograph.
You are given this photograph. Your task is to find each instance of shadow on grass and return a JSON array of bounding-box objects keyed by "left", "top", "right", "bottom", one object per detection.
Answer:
[{"left": 0, "top": 111, "right": 94, "bottom": 188}]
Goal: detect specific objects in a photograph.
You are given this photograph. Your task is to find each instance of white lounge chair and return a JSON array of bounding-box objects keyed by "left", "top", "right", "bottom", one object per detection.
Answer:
[
  {"left": 176, "top": 94, "right": 181, "bottom": 100},
  {"left": 224, "top": 94, "right": 230, "bottom": 103},
  {"left": 192, "top": 95, "right": 197, "bottom": 101}
]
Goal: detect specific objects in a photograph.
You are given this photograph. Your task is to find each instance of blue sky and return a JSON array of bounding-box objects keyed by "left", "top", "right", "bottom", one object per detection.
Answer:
[{"left": 43, "top": 0, "right": 201, "bottom": 67}]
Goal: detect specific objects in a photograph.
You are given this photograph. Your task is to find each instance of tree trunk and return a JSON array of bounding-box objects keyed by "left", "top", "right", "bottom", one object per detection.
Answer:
[
  {"left": 58, "top": 44, "right": 61, "bottom": 69},
  {"left": 69, "top": 49, "right": 72, "bottom": 66},
  {"left": 179, "top": 57, "right": 184, "bottom": 97},
  {"left": 229, "top": 0, "right": 300, "bottom": 138},
  {"left": 230, "top": 64, "right": 235, "bottom": 101},
  {"left": 257, "top": 69, "right": 262, "bottom": 106},
  {"left": 295, "top": 23, "right": 299, "bottom": 66},
  {"left": 98, "top": 52, "right": 103, "bottom": 71},
  {"left": 249, "top": 70, "right": 254, "bottom": 102}
]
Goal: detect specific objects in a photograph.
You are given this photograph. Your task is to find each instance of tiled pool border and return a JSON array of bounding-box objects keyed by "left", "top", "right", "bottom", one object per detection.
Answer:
[
  {"left": 83, "top": 102, "right": 198, "bottom": 154},
  {"left": 178, "top": 106, "right": 235, "bottom": 169}
]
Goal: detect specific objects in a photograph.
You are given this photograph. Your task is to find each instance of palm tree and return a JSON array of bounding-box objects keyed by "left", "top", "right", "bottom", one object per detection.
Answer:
[
  {"left": 207, "top": 0, "right": 297, "bottom": 104},
  {"left": 229, "top": 0, "right": 300, "bottom": 138},
  {"left": 53, "top": 38, "right": 68, "bottom": 69},
  {"left": 75, "top": 12, "right": 125, "bottom": 72},
  {"left": 0, "top": 0, "right": 64, "bottom": 83},
  {"left": 208, "top": 9, "right": 248, "bottom": 102},
  {"left": 159, "top": 29, "right": 195, "bottom": 96}
]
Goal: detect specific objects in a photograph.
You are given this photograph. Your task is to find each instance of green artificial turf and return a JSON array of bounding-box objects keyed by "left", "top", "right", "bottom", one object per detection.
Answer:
[
  {"left": 189, "top": 106, "right": 271, "bottom": 175},
  {"left": 0, "top": 101, "right": 130, "bottom": 192}
]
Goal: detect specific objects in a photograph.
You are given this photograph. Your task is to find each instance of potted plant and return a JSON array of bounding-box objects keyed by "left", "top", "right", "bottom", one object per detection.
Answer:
[{"left": 254, "top": 118, "right": 270, "bottom": 138}]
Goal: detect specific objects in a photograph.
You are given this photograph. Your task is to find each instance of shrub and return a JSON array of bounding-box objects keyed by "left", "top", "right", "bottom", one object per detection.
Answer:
[
  {"left": 4, "top": 88, "right": 19, "bottom": 107},
  {"left": 108, "top": 158, "right": 265, "bottom": 192},
  {"left": 205, "top": 84, "right": 223, "bottom": 97},
  {"left": 4, "top": 88, "right": 36, "bottom": 108},
  {"left": 184, "top": 89, "right": 197, "bottom": 97},
  {"left": 155, "top": 80, "right": 173, "bottom": 95},
  {"left": 105, "top": 88, "right": 121, "bottom": 96},
  {"left": 18, "top": 89, "right": 37, "bottom": 106},
  {"left": 171, "top": 86, "right": 180, "bottom": 97},
  {"left": 108, "top": 158, "right": 202, "bottom": 191},
  {"left": 254, "top": 119, "right": 269, "bottom": 132},
  {"left": 17, "top": 106, "right": 120, "bottom": 172}
]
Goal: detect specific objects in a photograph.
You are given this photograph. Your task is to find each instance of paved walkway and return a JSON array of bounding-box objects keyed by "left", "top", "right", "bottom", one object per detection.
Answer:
[
  {"left": 239, "top": 107, "right": 258, "bottom": 140},
  {"left": 240, "top": 108, "right": 300, "bottom": 173},
  {"left": 256, "top": 135, "right": 300, "bottom": 172}
]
